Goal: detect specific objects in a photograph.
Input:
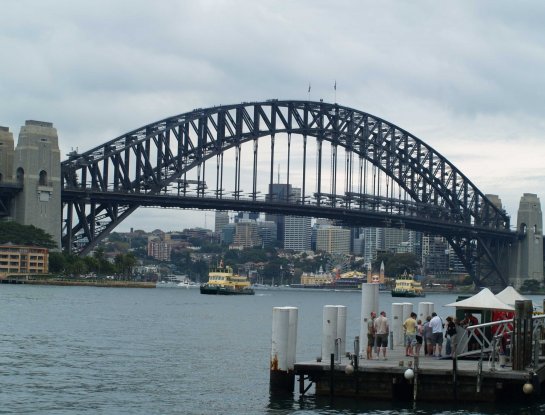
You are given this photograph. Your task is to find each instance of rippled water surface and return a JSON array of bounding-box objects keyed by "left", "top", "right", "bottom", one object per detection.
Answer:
[{"left": 0, "top": 285, "right": 543, "bottom": 414}]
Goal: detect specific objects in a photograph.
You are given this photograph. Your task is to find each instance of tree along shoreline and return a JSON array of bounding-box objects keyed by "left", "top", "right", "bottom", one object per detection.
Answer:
[{"left": 1, "top": 275, "right": 155, "bottom": 288}]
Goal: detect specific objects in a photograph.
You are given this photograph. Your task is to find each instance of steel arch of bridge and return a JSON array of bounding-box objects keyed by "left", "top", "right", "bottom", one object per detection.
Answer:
[{"left": 61, "top": 100, "right": 516, "bottom": 287}]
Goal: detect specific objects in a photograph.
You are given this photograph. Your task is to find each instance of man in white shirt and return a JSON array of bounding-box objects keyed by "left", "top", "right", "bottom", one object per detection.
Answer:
[{"left": 429, "top": 312, "right": 444, "bottom": 358}]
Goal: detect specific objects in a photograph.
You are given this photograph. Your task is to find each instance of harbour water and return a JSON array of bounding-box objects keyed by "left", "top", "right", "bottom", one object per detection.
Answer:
[{"left": 1, "top": 284, "right": 544, "bottom": 414}]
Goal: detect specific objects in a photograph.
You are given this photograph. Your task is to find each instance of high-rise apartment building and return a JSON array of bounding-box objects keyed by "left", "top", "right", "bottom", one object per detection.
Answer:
[
  {"left": 257, "top": 221, "right": 277, "bottom": 248},
  {"left": 284, "top": 216, "right": 312, "bottom": 251},
  {"left": 214, "top": 211, "right": 229, "bottom": 235},
  {"left": 316, "top": 226, "right": 351, "bottom": 255},
  {"left": 147, "top": 237, "right": 171, "bottom": 261},
  {"left": 421, "top": 235, "right": 449, "bottom": 275},
  {"left": 232, "top": 220, "right": 261, "bottom": 249}
]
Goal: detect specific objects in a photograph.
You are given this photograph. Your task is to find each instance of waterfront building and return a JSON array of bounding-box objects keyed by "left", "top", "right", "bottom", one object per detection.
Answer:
[
  {"left": 0, "top": 244, "right": 49, "bottom": 277},
  {"left": 299, "top": 268, "right": 334, "bottom": 286}
]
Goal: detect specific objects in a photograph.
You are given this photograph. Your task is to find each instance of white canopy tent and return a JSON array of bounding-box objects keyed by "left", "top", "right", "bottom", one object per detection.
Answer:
[
  {"left": 444, "top": 288, "right": 515, "bottom": 311},
  {"left": 495, "top": 286, "right": 528, "bottom": 307}
]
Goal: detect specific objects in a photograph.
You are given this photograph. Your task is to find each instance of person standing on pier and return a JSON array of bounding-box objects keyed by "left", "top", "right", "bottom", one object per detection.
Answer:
[
  {"left": 460, "top": 312, "right": 479, "bottom": 351},
  {"left": 374, "top": 311, "right": 389, "bottom": 360},
  {"left": 445, "top": 316, "right": 457, "bottom": 356},
  {"left": 367, "top": 311, "right": 377, "bottom": 359},
  {"left": 429, "top": 312, "right": 444, "bottom": 358},
  {"left": 403, "top": 312, "right": 417, "bottom": 357},
  {"left": 415, "top": 319, "right": 424, "bottom": 356},
  {"left": 423, "top": 315, "right": 433, "bottom": 356}
]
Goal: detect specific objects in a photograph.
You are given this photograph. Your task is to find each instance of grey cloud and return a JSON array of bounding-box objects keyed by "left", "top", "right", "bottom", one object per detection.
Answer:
[{"left": 1, "top": 0, "right": 544, "bottom": 229}]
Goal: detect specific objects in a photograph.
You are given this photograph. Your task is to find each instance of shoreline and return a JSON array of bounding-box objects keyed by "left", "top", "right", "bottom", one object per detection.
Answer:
[{"left": 1, "top": 277, "right": 156, "bottom": 288}]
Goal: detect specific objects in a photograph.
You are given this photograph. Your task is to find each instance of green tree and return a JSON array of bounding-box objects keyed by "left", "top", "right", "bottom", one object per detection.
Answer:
[
  {"left": 49, "top": 252, "right": 66, "bottom": 273},
  {"left": 521, "top": 279, "right": 541, "bottom": 293},
  {"left": 373, "top": 252, "right": 419, "bottom": 278},
  {"left": 0, "top": 222, "right": 56, "bottom": 249}
]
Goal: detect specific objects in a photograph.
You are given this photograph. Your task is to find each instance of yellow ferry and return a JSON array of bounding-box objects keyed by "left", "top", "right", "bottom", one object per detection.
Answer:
[
  {"left": 200, "top": 261, "right": 254, "bottom": 295},
  {"left": 391, "top": 276, "right": 425, "bottom": 297}
]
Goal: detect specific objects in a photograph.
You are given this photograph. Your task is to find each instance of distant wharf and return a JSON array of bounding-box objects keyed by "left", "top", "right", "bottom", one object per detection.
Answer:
[{"left": 0, "top": 275, "right": 155, "bottom": 288}]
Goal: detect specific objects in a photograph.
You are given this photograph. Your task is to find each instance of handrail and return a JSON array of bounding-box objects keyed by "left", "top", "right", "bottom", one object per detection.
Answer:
[{"left": 458, "top": 314, "right": 545, "bottom": 361}]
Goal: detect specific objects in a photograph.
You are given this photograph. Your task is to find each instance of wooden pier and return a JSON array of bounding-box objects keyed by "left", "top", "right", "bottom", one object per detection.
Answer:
[
  {"left": 270, "top": 294, "right": 545, "bottom": 403},
  {"left": 295, "top": 346, "right": 545, "bottom": 403}
]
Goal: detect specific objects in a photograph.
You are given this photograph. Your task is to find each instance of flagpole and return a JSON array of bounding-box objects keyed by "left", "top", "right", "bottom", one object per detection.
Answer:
[
  {"left": 334, "top": 80, "right": 337, "bottom": 103},
  {"left": 308, "top": 82, "right": 311, "bottom": 101}
]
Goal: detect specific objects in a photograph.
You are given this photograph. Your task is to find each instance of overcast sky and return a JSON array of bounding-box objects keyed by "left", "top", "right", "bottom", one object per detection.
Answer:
[{"left": 2, "top": 0, "right": 544, "bottom": 232}]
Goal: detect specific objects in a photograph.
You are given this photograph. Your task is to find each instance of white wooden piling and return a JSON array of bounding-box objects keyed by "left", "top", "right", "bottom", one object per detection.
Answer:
[
  {"left": 359, "top": 283, "right": 379, "bottom": 355},
  {"left": 418, "top": 302, "right": 434, "bottom": 321},
  {"left": 336, "top": 305, "right": 347, "bottom": 357},
  {"left": 322, "top": 305, "right": 339, "bottom": 360},
  {"left": 402, "top": 302, "right": 413, "bottom": 322},
  {"left": 391, "top": 303, "right": 404, "bottom": 346},
  {"left": 287, "top": 307, "right": 298, "bottom": 370},
  {"left": 270, "top": 306, "right": 298, "bottom": 394}
]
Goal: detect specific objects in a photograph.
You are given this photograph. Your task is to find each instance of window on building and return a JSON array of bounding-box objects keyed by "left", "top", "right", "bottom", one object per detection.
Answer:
[
  {"left": 16, "top": 167, "right": 24, "bottom": 184},
  {"left": 39, "top": 170, "right": 48, "bottom": 186}
]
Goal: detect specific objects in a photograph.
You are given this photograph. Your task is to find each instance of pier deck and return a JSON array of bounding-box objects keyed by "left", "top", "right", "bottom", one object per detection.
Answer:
[{"left": 294, "top": 347, "right": 545, "bottom": 402}]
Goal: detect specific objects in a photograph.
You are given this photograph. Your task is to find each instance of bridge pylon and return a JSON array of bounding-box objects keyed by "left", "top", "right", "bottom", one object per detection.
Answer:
[
  {"left": 9, "top": 121, "right": 62, "bottom": 249},
  {"left": 511, "top": 193, "right": 543, "bottom": 289}
]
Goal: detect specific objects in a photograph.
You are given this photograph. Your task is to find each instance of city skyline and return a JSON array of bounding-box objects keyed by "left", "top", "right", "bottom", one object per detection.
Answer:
[{"left": 1, "top": 1, "right": 544, "bottom": 231}]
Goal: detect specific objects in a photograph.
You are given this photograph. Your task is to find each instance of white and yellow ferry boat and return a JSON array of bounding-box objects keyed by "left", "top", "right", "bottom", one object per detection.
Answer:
[{"left": 200, "top": 261, "right": 254, "bottom": 295}]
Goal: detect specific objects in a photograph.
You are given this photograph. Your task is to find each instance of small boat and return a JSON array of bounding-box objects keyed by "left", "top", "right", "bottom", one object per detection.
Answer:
[
  {"left": 200, "top": 261, "right": 255, "bottom": 295},
  {"left": 391, "top": 275, "right": 425, "bottom": 297},
  {"left": 177, "top": 279, "right": 198, "bottom": 289}
]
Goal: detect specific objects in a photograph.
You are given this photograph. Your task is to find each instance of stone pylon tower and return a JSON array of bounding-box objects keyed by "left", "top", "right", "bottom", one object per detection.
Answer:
[
  {"left": 11, "top": 121, "right": 61, "bottom": 249},
  {"left": 0, "top": 126, "right": 15, "bottom": 185},
  {"left": 511, "top": 193, "right": 543, "bottom": 289}
]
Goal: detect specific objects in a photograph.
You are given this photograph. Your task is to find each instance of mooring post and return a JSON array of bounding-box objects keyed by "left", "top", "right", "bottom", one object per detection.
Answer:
[
  {"left": 413, "top": 355, "right": 419, "bottom": 402},
  {"left": 513, "top": 300, "right": 525, "bottom": 370},
  {"left": 270, "top": 306, "right": 298, "bottom": 395},
  {"left": 476, "top": 348, "right": 484, "bottom": 393},
  {"left": 353, "top": 336, "right": 360, "bottom": 370},
  {"left": 490, "top": 336, "right": 497, "bottom": 372},
  {"left": 330, "top": 353, "right": 335, "bottom": 397},
  {"left": 337, "top": 305, "right": 347, "bottom": 358},
  {"left": 542, "top": 299, "right": 545, "bottom": 356},
  {"left": 452, "top": 345, "right": 458, "bottom": 401},
  {"left": 524, "top": 300, "right": 534, "bottom": 367}
]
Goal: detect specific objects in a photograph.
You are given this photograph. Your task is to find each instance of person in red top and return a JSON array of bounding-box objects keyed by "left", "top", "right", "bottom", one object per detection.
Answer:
[{"left": 460, "top": 312, "right": 479, "bottom": 350}]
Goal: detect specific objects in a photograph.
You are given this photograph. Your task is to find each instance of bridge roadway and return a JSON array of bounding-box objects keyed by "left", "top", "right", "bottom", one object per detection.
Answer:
[{"left": 62, "top": 187, "right": 517, "bottom": 241}]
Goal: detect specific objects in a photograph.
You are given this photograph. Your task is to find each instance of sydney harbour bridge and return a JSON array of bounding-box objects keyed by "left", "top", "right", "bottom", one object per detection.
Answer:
[{"left": 58, "top": 100, "right": 517, "bottom": 288}]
